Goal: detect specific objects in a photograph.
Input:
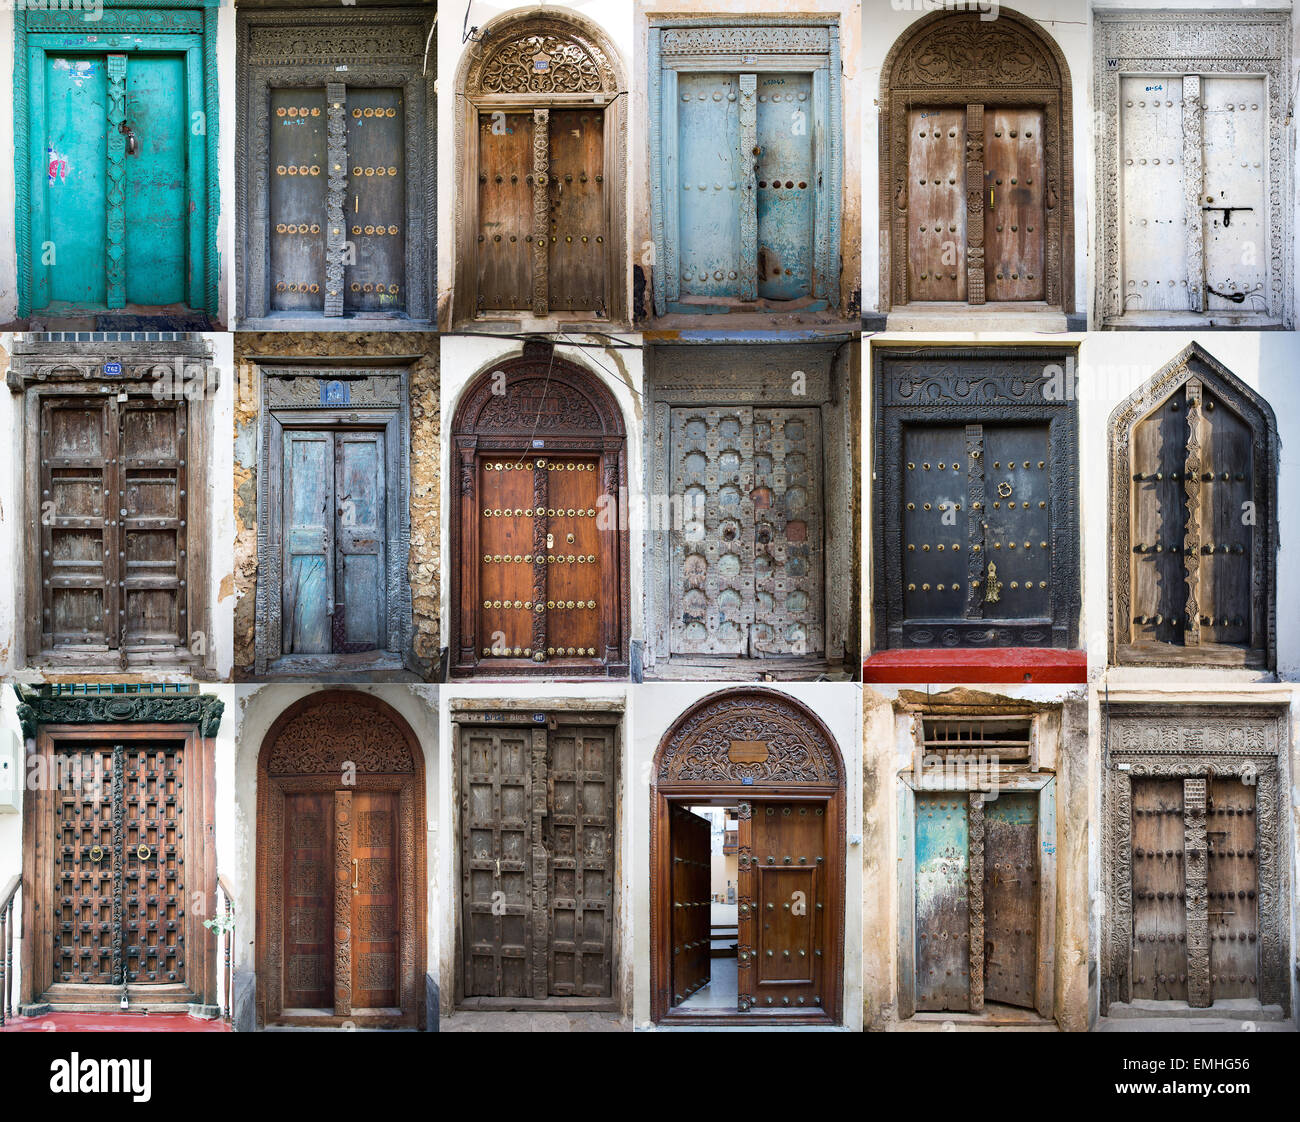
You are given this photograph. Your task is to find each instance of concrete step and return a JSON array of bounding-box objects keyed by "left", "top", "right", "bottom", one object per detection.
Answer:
[{"left": 1106, "top": 998, "right": 1286, "bottom": 1023}]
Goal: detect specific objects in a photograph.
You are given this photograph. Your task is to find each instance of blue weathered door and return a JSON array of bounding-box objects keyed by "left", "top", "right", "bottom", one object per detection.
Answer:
[
  {"left": 914, "top": 792, "right": 970, "bottom": 1011},
  {"left": 283, "top": 431, "right": 333, "bottom": 654},
  {"left": 677, "top": 73, "right": 742, "bottom": 301},
  {"left": 334, "top": 432, "right": 387, "bottom": 652},
  {"left": 755, "top": 73, "right": 814, "bottom": 300}
]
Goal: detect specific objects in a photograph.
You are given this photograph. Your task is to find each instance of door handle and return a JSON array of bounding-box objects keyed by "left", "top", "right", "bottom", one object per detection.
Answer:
[
  {"left": 120, "top": 122, "right": 138, "bottom": 156},
  {"left": 352, "top": 857, "right": 359, "bottom": 890},
  {"left": 496, "top": 857, "right": 501, "bottom": 877}
]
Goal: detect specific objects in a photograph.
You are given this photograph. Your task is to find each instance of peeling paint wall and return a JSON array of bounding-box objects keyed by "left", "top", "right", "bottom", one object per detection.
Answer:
[{"left": 230, "top": 333, "right": 440, "bottom": 678}]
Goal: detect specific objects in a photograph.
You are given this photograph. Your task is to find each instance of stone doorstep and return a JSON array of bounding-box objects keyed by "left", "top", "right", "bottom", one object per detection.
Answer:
[
  {"left": 1106, "top": 999, "right": 1285, "bottom": 1022},
  {"left": 891, "top": 1008, "right": 1059, "bottom": 1032},
  {"left": 884, "top": 310, "right": 1071, "bottom": 333}
]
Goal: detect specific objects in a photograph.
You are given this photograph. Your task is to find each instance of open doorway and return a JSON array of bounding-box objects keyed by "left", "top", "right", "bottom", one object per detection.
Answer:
[{"left": 671, "top": 805, "right": 742, "bottom": 1011}]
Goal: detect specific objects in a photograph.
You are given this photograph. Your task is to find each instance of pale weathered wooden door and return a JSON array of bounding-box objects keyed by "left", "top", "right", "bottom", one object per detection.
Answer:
[
  {"left": 983, "top": 794, "right": 1039, "bottom": 1008},
  {"left": 1201, "top": 77, "right": 1266, "bottom": 310}
]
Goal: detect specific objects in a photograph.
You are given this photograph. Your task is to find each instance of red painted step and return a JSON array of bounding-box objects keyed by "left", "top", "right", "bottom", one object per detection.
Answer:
[
  {"left": 0, "top": 1012, "right": 231, "bottom": 1033},
  {"left": 863, "top": 647, "right": 1088, "bottom": 684}
]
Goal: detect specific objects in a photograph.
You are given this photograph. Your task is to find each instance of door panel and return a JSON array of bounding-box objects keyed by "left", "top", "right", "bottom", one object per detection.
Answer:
[
  {"left": 476, "top": 113, "right": 534, "bottom": 311},
  {"left": 282, "top": 431, "right": 333, "bottom": 654},
  {"left": 283, "top": 792, "right": 334, "bottom": 1009},
  {"left": 351, "top": 791, "right": 399, "bottom": 1008},
  {"left": 677, "top": 73, "right": 742, "bottom": 300},
  {"left": 1119, "top": 77, "right": 1188, "bottom": 312},
  {"left": 461, "top": 727, "right": 533, "bottom": 998},
  {"left": 1131, "top": 778, "right": 1188, "bottom": 1002},
  {"left": 44, "top": 54, "right": 109, "bottom": 306},
  {"left": 1201, "top": 387, "right": 1253, "bottom": 648},
  {"left": 914, "top": 793, "right": 970, "bottom": 1011},
  {"left": 756, "top": 74, "right": 814, "bottom": 300},
  {"left": 124, "top": 54, "right": 186, "bottom": 306},
  {"left": 906, "top": 108, "right": 966, "bottom": 302},
  {"left": 901, "top": 426, "right": 968, "bottom": 623},
  {"left": 669, "top": 806, "right": 711, "bottom": 1006},
  {"left": 546, "top": 725, "right": 613, "bottom": 998},
  {"left": 548, "top": 110, "right": 606, "bottom": 312},
  {"left": 269, "top": 88, "right": 327, "bottom": 312},
  {"left": 1207, "top": 779, "right": 1258, "bottom": 1000},
  {"left": 545, "top": 458, "right": 601, "bottom": 660},
  {"left": 1129, "top": 388, "right": 1189, "bottom": 645},
  {"left": 984, "top": 108, "right": 1045, "bottom": 301},
  {"left": 981, "top": 425, "right": 1051, "bottom": 620},
  {"left": 53, "top": 746, "right": 118, "bottom": 985},
  {"left": 477, "top": 458, "right": 536, "bottom": 659},
  {"left": 983, "top": 793, "right": 1038, "bottom": 1008},
  {"left": 1201, "top": 77, "right": 1266, "bottom": 309},
  {"left": 345, "top": 89, "right": 405, "bottom": 313},
  {"left": 334, "top": 432, "right": 387, "bottom": 652}
]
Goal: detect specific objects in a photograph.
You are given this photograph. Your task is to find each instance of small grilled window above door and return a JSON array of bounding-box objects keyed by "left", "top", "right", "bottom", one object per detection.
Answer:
[{"left": 922, "top": 718, "right": 1032, "bottom": 763}]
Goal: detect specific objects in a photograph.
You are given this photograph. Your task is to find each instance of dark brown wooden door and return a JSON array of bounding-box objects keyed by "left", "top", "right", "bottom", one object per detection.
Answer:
[
  {"left": 548, "top": 110, "right": 606, "bottom": 312},
  {"left": 283, "top": 792, "right": 334, "bottom": 1008},
  {"left": 1131, "top": 778, "right": 1189, "bottom": 1002},
  {"left": 476, "top": 112, "right": 534, "bottom": 311},
  {"left": 351, "top": 790, "right": 399, "bottom": 1008},
  {"left": 52, "top": 743, "right": 185, "bottom": 989},
  {"left": 1207, "top": 779, "right": 1258, "bottom": 1000},
  {"left": 985, "top": 108, "right": 1045, "bottom": 301},
  {"left": 476, "top": 455, "right": 604, "bottom": 665},
  {"left": 736, "top": 800, "right": 827, "bottom": 1013},
  {"left": 345, "top": 89, "right": 405, "bottom": 313},
  {"left": 269, "top": 88, "right": 327, "bottom": 312},
  {"left": 983, "top": 793, "right": 1038, "bottom": 1008},
  {"left": 907, "top": 107, "right": 966, "bottom": 302},
  {"left": 669, "top": 806, "right": 711, "bottom": 1006},
  {"left": 459, "top": 720, "right": 614, "bottom": 1002}
]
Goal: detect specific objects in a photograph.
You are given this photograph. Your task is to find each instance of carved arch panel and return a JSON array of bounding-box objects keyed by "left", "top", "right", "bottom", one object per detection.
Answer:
[
  {"left": 449, "top": 340, "right": 630, "bottom": 678},
  {"left": 1108, "top": 343, "right": 1278, "bottom": 669},
  {"left": 255, "top": 690, "right": 427, "bottom": 1028},
  {"left": 879, "top": 7, "right": 1074, "bottom": 315}
]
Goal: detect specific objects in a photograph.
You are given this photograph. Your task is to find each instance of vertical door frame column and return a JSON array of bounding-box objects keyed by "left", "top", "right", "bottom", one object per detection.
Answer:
[
  {"left": 879, "top": 6, "right": 1074, "bottom": 314},
  {"left": 649, "top": 688, "right": 847, "bottom": 1025},
  {"left": 452, "top": 9, "right": 628, "bottom": 327},
  {"left": 1100, "top": 700, "right": 1290, "bottom": 1015},
  {"left": 1093, "top": 9, "right": 1291, "bottom": 329},
  {"left": 235, "top": 7, "right": 437, "bottom": 328},
  {"left": 17, "top": 689, "right": 224, "bottom": 1011},
  {"left": 252, "top": 353, "right": 414, "bottom": 676},
  {"left": 8, "top": 336, "right": 217, "bottom": 676},
  {"left": 647, "top": 14, "right": 843, "bottom": 317},
  {"left": 14, "top": 1, "right": 220, "bottom": 318}
]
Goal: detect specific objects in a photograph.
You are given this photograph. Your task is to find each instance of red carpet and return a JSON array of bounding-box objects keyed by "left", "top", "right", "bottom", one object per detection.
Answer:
[{"left": 0, "top": 1012, "right": 232, "bottom": 1033}]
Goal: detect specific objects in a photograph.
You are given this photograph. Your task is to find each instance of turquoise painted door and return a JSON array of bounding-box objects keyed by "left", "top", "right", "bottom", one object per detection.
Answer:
[
  {"left": 914, "top": 793, "right": 970, "bottom": 1011},
  {"left": 755, "top": 73, "right": 814, "bottom": 301},
  {"left": 36, "top": 49, "right": 189, "bottom": 310}
]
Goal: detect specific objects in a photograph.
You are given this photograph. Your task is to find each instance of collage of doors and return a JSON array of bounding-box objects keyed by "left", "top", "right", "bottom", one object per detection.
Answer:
[{"left": 0, "top": 0, "right": 1297, "bottom": 1040}]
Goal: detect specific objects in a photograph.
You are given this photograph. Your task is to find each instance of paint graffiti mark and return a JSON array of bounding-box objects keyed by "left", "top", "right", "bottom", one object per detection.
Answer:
[{"left": 48, "top": 146, "right": 70, "bottom": 185}]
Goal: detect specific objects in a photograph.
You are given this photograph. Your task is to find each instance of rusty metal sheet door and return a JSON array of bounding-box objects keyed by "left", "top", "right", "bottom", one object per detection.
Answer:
[
  {"left": 476, "top": 112, "right": 535, "bottom": 310},
  {"left": 269, "top": 89, "right": 327, "bottom": 312},
  {"left": 677, "top": 73, "right": 743, "bottom": 301},
  {"left": 984, "top": 108, "right": 1045, "bottom": 301},
  {"left": 915, "top": 793, "right": 970, "bottom": 1011},
  {"left": 1119, "top": 77, "right": 1188, "bottom": 312},
  {"left": 983, "top": 793, "right": 1039, "bottom": 1009},
  {"left": 1207, "top": 779, "right": 1258, "bottom": 1000},
  {"left": 755, "top": 73, "right": 814, "bottom": 300},
  {"left": 1131, "top": 778, "right": 1188, "bottom": 1002},
  {"left": 1201, "top": 77, "right": 1267, "bottom": 311},
  {"left": 907, "top": 108, "right": 967, "bottom": 301},
  {"left": 670, "top": 805, "right": 712, "bottom": 1006},
  {"left": 548, "top": 110, "right": 606, "bottom": 312},
  {"left": 345, "top": 89, "right": 405, "bottom": 313}
]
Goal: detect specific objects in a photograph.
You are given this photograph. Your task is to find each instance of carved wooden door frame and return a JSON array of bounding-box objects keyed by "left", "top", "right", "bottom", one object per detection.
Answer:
[
  {"left": 449, "top": 340, "right": 630, "bottom": 678},
  {"left": 1099, "top": 701, "right": 1290, "bottom": 1016},
  {"left": 8, "top": 335, "right": 217, "bottom": 676},
  {"left": 1093, "top": 10, "right": 1291, "bottom": 329},
  {"left": 878, "top": 7, "right": 1074, "bottom": 315},
  {"left": 235, "top": 6, "right": 437, "bottom": 328},
  {"left": 451, "top": 8, "right": 628, "bottom": 328},
  {"left": 649, "top": 688, "right": 846, "bottom": 1025},
  {"left": 17, "top": 689, "right": 223, "bottom": 1012},
  {"left": 255, "top": 690, "right": 427, "bottom": 1029},
  {"left": 252, "top": 353, "right": 414, "bottom": 677},
  {"left": 1107, "top": 342, "right": 1278, "bottom": 670}
]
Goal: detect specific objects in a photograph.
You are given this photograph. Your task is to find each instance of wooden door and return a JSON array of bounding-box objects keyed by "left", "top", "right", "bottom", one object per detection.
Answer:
[
  {"left": 677, "top": 73, "right": 742, "bottom": 301},
  {"left": 476, "top": 112, "right": 534, "bottom": 311},
  {"left": 906, "top": 108, "right": 967, "bottom": 301},
  {"left": 983, "top": 793, "right": 1038, "bottom": 1009},
  {"left": 981, "top": 425, "right": 1052, "bottom": 622},
  {"left": 269, "top": 88, "right": 327, "bottom": 312},
  {"left": 282, "top": 431, "right": 333, "bottom": 654},
  {"left": 548, "top": 110, "right": 606, "bottom": 312},
  {"left": 544, "top": 457, "right": 602, "bottom": 660},
  {"left": 1119, "top": 77, "right": 1188, "bottom": 312},
  {"left": 282, "top": 792, "right": 334, "bottom": 1008},
  {"left": 51, "top": 743, "right": 186, "bottom": 990},
  {"left": 1207, "top": 779, "right": 1258, "bottom": 999},
  {"left": 345, "top": 89, "right": 405, "bottom": 313},
  {"left": 1131, "top": 778, "right": 1188, "bottom": 1002},
  {"left": 914, "top": 793, "right": 970, "bottom": 1011},
  {"left": 736, "top": 801, "right": 827, "bottom": 1013},
  {"left": 669, "top": 806, "right": 711, "bottom": 1006},
  {"left": 1201, "top": 77, "right": 1266, "bottom": 308},
  {"left": 350, "top": 791, "right": 399, "bottom": 1009},
  {"left": 984, "top": 108, "right": 1045, "bottom": 301},
  {"left": 755, "top": 73, "right": 814, "bottom": 300}
]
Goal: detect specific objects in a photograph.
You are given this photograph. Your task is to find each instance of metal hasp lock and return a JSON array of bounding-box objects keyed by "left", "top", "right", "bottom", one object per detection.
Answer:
[
  {"left": 1201, "top": 200, "right": 1253, "bottom": 228},
  {"left": 120, "top": 121, "right": 138, "bottom": 156}
]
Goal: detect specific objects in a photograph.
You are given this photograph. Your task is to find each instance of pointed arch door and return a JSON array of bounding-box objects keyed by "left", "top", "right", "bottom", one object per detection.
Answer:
[{"left": 450, "top": 340, "right": 630, "bottom": 678}]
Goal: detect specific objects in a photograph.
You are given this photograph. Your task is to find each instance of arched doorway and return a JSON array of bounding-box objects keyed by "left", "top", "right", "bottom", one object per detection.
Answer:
[
  {"left": 879, "top": 7, "right": 1074, "bottom": 317},
  {"left": 449, "top": 339, "right": 630, "bottom": 678},
  {"left": 649, "top": 688, "right": 846, "bottom": 1024},
  {"left": 453, "top": 10, "right": 627, "bottom": 326},
  {"left": 255, "top": 690, "right": 427, "bottom": 1028}
]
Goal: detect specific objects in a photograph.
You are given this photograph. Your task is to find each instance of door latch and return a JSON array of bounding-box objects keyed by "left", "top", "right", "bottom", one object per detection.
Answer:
[
  {"left": 1201, "top": 204, "right": 1253, "bottom": 227},
  {"left": 1206, "top": 285, "right": 1247, "bottom": 304},
  {"left": 120, "top": 121, "right": 138, "bottom": 156}
]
